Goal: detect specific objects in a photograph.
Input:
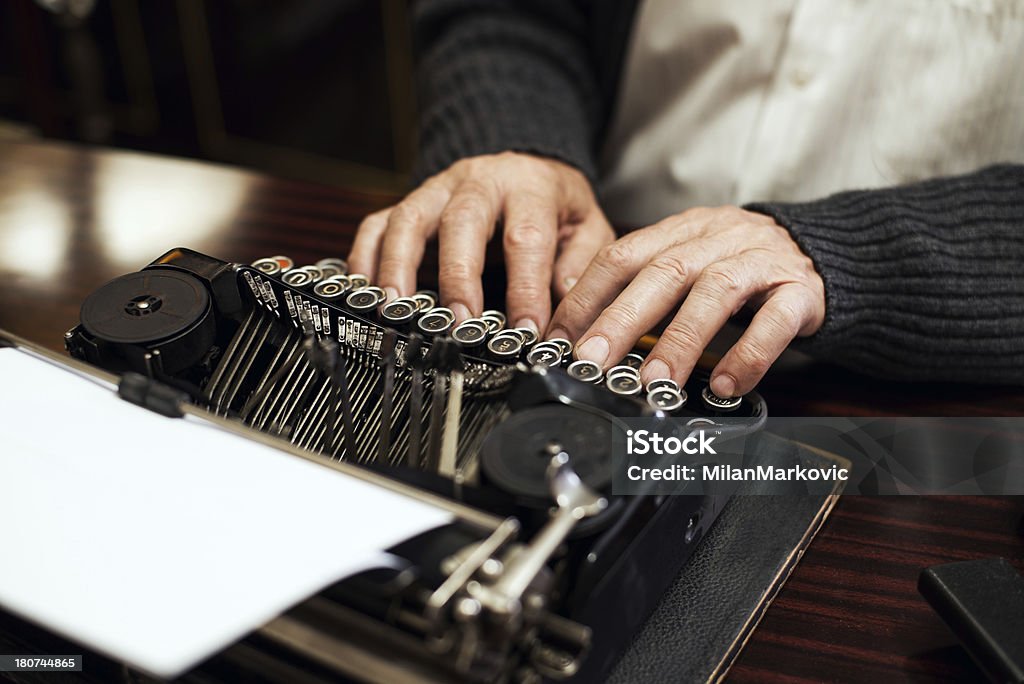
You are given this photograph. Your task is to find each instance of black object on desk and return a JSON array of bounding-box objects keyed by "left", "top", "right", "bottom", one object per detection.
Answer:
[{"left": 919, "top": 558, "right": 1024, "bottom": 684}]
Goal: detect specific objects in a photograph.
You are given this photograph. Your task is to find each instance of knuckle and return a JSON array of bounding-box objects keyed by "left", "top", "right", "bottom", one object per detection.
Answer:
[
  {"left": 648, "top": 253, "right": 689, "bottom": 283},
  {"left": 732, "top": 341, "right": 773, "bottom": 377},
  {"left": 376, "top": 255, "right": 407, "bottom": 278},
  {"left": 660, "top": 320, "right": 703, "bottom": 359},
  {"left": 703, "top": 262, "right": 744, "bottom": 295},
  {"left": 503, "top": 221, "right": 549, "bottom": 251},
  {"left": 599, "top": 303, "right": 641, "bottom": 332},
  {"left": 438, "top": 261, "right": 476, "bottom": 285},
  {"left": 391, "top": 202, "right": 423, "bottom": 230},
  {"left": 596, "top": 240, "right": 634, "bottom": 271},
  {"left": 767, "top": 299, "right": 804, "bottom": 335}
]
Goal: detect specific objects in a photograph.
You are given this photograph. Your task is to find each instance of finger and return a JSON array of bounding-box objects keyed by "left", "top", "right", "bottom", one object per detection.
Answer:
[
  {"left": 552, "top": 212, "right": 615, "bottom": 299},
  {"left": 710, "top": 284, "right": 813, "bottom": 397},
  {"left": 573, "top": 243, "right": 725, "bottom": 369},
  {"left": 546, "top": 231, "right": 665, "bottom": 344},
  {"left": 503, "top": 192, "right": 558, "bottom": 332},
  {"left": 640, "top": 254, "right": 775, "bottom": 385},
  {"left": 437, "top": 180, "right": 500, "bottom": 321},
  {"left": 375, "top": 182, "right": 451, "bottom": 298},
  {"left": 348, "top": 208, "right": 391, "bottom": 281}
]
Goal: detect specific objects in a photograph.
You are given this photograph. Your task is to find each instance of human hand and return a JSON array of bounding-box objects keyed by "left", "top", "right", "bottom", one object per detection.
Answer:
[
  {"left": 348, "top": 152, "right": 615, "bottom": 331},
  {"left": 547, "top": 206, "right": 825, "bottom": 397}
]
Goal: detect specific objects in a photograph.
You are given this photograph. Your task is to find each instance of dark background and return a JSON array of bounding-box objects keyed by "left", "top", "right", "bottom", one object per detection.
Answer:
[{"left": 0, "top": 0, "right": 415, "bottom": 192}]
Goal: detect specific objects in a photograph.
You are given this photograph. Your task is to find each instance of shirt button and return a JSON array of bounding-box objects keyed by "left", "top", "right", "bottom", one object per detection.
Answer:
[{"left": 790, "top": 67, "right": 812, "bottom": 88}]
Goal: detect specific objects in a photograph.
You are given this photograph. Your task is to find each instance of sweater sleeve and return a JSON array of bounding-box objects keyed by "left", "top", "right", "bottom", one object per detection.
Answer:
[
  {"left": 746, "top": 164, "right": 1024, "bottom": 385},
  {"left": 412, "top": 0, "right": 603, "bottom": 182}
]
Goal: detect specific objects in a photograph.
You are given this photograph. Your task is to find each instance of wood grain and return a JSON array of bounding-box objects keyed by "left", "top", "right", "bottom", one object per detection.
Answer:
[{"left": 1, "top": 140, "right": 1021, "bottom": 683}]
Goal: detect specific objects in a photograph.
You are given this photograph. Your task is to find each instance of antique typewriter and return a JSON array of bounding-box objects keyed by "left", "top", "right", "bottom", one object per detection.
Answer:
[{"left": 59, "top": 248, "right": 767, "bottom": 683}]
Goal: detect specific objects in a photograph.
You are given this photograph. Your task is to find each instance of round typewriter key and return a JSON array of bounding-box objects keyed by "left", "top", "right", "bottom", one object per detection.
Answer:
[
  {"left": 348, "top": 273, "right": 370, "bottom": 289},
  {"left": 281, "top": 269, "right": 313, "bottom": 288},
  {"left": 271, "top": 255, "right": 294, "bottom": 272},
  {"left": 622, "top": 352, "right": 645, "bottom": 370},
  {"left": 251, "top": 257, "right": 282, "bottom": 276},
  {"left": 607, "top": 365, "right": 640, "bottom": 380},
  {"left": 647, "top": 387, "right": 687, "bottom": 412},
  {"left": 701, "top": 385, "right": 742, "bottom": 412},
  {"left": 316, "top": 257, "right": 349, "bottom": 277},
  {"left": 481, "top": 309, "right": 506, "bottom": 329},
  {"left": 313, "top": 277, "right": 350, "bottom": 299},
  {"left": 645, "top": 377, "right": 679, "bottom": 392},
  {"left": 297, "top": 265, "right": 324, "bottom": 284},
  {"left": 568, "top": 359, "right": 603, "bottom": 383},
  {"left": 417, "top": 309, "right": 455, "bottom": 335},
  {"left": 500, "top": 328, "right": 527, "bottom": 344},
  {"left": 346, "top": 288, "right": 383, "bottom": 313},
  {"left": 515, "top": 327, "right": 539, "bottom": 346},
  {"left": 606, "top": 373, "right": 642, "bottom": 396},
  {"left": 481, "top": 315, "right": 504, "bottom": 333},
  {"left": 380, "top": 297, "right": 419, "bottom": 325},
  {"left": 526, "top": 344, "right": 563, "bottom": 368},
  {"left": 548, "top": 337, "right": 573, "bottom": 358},
  {"left": 412, "top": 291, "right": 436, "bottom": 311},
  {"left": 487, "top": 332, "right": 524, "bottom": 360},
  {"left": 452, "top": 319, "right": 489, "bottom": 346}
]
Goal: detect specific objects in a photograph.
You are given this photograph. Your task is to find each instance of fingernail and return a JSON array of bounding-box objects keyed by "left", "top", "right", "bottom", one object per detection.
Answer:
[
  {"left": 640, "top": 359, "right": 670, "bottom": 384},
  {"left": 563, "top": 276, "right": 578, "bottom": 291},
  {"left": 384, "top": 287, "right": 399, "bottom": 302},
  {"left": 514, "top": 318, "right": 538, "bottom": 332},
  {"left": 711, "top": 374, "right": 736, "bottom": 398},
  {"left": 450, "top": 302, "right": 472, "bottom": 323},
  {"left": 547, "top": 327, "right": 570, "bottom": 341},
  {"left": 575, "top": 336, "right": 609, "bottom": 366}
]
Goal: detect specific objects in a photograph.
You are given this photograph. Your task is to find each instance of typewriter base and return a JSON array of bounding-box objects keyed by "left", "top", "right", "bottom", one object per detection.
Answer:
[{"left": 0, "top": 432, "right": 843, "bottom": 684}]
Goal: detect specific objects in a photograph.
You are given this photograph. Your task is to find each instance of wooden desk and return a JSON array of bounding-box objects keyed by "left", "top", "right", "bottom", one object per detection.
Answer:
[{"left": 2, "top": 140, "right": 1021, "bottom": 683}]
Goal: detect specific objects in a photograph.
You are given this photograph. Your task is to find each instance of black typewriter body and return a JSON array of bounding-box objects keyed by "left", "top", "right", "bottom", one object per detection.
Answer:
[{"left": 58, "top": 248, "right": 767, "bottom": 683}]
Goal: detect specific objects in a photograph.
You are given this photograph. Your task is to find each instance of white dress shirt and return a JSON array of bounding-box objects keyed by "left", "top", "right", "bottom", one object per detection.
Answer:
[{"left": 599, "top": 0, "right": 1024, "bottom": 227}]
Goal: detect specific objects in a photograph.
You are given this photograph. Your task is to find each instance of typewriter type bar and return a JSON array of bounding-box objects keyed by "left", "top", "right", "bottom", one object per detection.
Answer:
[{"left": 59, "top": 247, "right": 768, "bottom": 683}]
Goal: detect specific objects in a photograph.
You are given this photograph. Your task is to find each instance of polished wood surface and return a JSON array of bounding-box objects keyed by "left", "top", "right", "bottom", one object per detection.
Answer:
[{"left": 1, "top": 140, "right": 1021, "bottom": 683}]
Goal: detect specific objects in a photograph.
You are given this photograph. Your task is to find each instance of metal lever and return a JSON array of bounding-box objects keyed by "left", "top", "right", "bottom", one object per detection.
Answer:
[{"left": 473, "top": 451, "right": 607, "bottom": 614}]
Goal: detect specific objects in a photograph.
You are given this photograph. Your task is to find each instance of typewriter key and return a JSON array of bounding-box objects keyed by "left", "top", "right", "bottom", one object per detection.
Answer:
[
  {"left": 701, "top": 385, "right": 742, "bottom": 412},
  {"left": 481, "top": 309, "right": 506, "bottom": 332},
  {"left": 622, "top": 352, "right": 645, "bottom": 370},
  {"left": 607, "top": 365, "right": 640, "bottom": 380},
  {"left": 568, "top": 359, "right": 603, "bottom": 383},
  {"left": 313, "top": 277, "right": 350, "bottom": 299},
  {"left": 500, "top": 328, "right": 527, "bottom": 344},
  {"left": 452, "top": 319, "right": 489, "bottom": 346},
  {"left": 251, "top": 257, "right": 282, "bottom": 276},
  {"left": 606, "top": 373, "right": 642, "bottom": 396},
  {"left": 282, "top": 269, "right": 313, "bottom": 288},
  {"left": 297, "top": 265, "right": 324, "bottom": 284},
  {"left": 412, "top": 291, "right": 437, "bottom": 311},
  {"left": 346, "top": 287, "right": 384, "bottom": 313},
  {"left": 548, "top": 337, "right": 573, "bottom": 358},
  {"left": 515, "top": 327, "right": 539, "bottom": 346},
  {"left": 272, "top": 255, "right": 294, "bottom": 272},
  {"left": 348, "top": 273, "right": 370, "bottom": 289},
  {"left": 526, "top": 343, "right": 563, "bottom": 367},
  {"left": 646, "top": 377, "right": 679, "bottom": 392},
  {"left": 647, "top": 387, "right": 687, "bottom": 412},
  {"left": 486, "top": 332, "right": 524, "bottom": 360},
  {"left": 315, "top": 257, "right": 349, "bottom": 277},
  {"left": 381, "top": 297, "right": 419, "bottom": 325},
  {"left": 417, "top": 309, "right": 455, "bottom": 335}
]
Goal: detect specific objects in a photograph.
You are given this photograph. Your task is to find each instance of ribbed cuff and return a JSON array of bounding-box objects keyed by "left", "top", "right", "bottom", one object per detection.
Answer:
[{"left": 747, "top": 164, "right": 1024, "bottom": 383}]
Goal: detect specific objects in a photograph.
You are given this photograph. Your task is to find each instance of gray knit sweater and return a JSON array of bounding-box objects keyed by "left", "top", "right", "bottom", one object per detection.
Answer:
[{"left": 412, "top": 0, "right": 1024, "bottom": 384}]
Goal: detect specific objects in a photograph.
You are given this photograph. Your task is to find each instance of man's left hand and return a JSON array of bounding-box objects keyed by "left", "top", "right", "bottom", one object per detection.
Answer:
[{"left": 546, "top": 206, "right": 826, "bottom": 397}]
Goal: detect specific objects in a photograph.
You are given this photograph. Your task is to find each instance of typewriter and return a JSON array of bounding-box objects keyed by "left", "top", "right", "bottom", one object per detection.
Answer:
[{"left": 57, "top": 247, "right": 767, "bottom": 683}]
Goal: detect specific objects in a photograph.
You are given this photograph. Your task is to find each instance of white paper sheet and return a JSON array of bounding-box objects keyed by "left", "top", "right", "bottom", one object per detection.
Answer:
[{"left": 0, "top": 347, "right": 452, "bottom": 678}]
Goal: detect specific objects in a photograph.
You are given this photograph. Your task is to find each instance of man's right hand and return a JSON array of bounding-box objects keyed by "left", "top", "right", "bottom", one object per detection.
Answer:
[{"left": 347, "top": 152, "right": 614, "bottom": 332}]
